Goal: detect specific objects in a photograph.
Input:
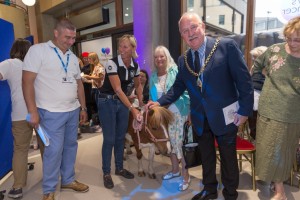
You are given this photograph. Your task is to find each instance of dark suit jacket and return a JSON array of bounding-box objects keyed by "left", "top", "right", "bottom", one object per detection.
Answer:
[{"left": 158, "top": 37, "right": 253, "bottom": 136}]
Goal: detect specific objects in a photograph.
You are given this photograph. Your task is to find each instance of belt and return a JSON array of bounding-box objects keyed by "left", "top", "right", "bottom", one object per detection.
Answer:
[{"left": 98, "top": 93, "right": 119, "bottom": 100}]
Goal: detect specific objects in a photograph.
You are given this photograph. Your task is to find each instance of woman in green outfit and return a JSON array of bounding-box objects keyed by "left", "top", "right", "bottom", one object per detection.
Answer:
[{"left": 254, "top": 16, "right": 300, "bottom": 200}]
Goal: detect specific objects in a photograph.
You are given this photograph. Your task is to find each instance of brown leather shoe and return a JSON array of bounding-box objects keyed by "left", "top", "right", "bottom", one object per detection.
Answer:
[
  {"left": 42, "top": 193, "right": 54, "bottom": 200},
  {"left": 61, "top": 180, "right": 89, "bottom": 192}
]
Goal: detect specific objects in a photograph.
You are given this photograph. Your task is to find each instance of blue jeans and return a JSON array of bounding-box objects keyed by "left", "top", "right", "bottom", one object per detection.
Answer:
[
  {"left": 38, "top": 108, "right": 79, "bottom": 194},
  {"left": 97, "top": 97, "right": 129, "bottom": 174}
]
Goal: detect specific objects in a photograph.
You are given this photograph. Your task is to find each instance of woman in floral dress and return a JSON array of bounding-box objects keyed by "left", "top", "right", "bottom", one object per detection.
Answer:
[
  {"left": 149, "top": 45, "right": 191, "bottom": 191},
  {"left": 254, "top": 16, "right": 300, "bottom": 200}
]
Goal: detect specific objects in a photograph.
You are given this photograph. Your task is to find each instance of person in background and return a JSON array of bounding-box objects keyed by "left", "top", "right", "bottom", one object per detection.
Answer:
[
  {"left": 254, "top": 16, "right": 300, "bottom": 200},
  {"left": 140, "top": 69, "right": 149, "bottom": 104},
  {"left": 149, "top": 45, "right": 191, "bottom": 191},
  {"left": 248, "top": 46, "right": 267, "bottom": 140},
  {"left": 84, "top": 52, "right": 105, "bottom": 101},
  {"left": 98, "top": 34, "right": 143, "bottom": 189},
  {"left": 147, "top": 12, "right": 253, "bottom": 200},
  {"left": 80, "top": 52, "right": 94, "bottom": 123},
  {"left": 0, "top": 38, "right": 31, "bottom": 199},
  {"left": 81, "top": 52, "right": 89, "bottom": 68},
  {"left": 128, "top": 69, "right": 149, "bottom": 107},
  {"left": 22, "top": 18, "right": 89, "bottom": 200},
  {"left": 82, "top": 52, "right": 105, "bottom": 126}
]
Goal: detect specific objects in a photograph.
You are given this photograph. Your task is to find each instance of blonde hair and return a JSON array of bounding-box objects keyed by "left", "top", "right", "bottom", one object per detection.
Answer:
[
  {"left": 283, "top": 16, "right": 300, "bottom": 37},
  {"left": 148, "top": 107, "right": 174, "bottom": 129},
  {"left": 153, "top": 45, "right": 176, "bottom": 71},
  {"left": 118, "top": 34, "right": 138, "bottom": 59},
  {"left": 88, "top": 52, "right": 101, "bottom": 73},
  {"left": 88, "top": 52, "right": 100, "bottom": 65}
]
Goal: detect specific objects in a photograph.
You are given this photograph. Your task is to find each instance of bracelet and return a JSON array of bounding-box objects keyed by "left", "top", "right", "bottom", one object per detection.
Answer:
[
  {"left": 128, "top": 105, "right": 133, "bottom": 111},
  {"left": 81, "top": 107, "right": 87, "bottom": 112}
]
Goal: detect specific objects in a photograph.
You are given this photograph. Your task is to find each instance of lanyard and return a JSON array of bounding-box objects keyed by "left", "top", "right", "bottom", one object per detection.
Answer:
[{"left": 54, "top": 48, "right": 69, "bottom": 73}]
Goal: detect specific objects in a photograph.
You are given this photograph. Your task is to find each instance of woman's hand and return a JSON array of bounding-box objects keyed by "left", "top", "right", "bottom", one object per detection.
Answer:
[
  {"left": 131, "top": 107, "right": 142, "bottom": 122},
  {"left": 186, "top": 114, "right": 192, "bottom": 126}
]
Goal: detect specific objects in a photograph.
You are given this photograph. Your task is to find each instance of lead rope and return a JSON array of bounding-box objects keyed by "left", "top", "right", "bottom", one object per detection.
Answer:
[
  {"left": 132, "top": 108, "right": 144, "bottom": 149},
  {"left": 132, "top": 108, "right": 170, "bottom": 149}
]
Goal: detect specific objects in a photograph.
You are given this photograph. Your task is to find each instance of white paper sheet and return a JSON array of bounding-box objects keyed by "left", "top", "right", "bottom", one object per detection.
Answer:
[{"left": 223, "top": 101, "right": 239, "bottom": 125}]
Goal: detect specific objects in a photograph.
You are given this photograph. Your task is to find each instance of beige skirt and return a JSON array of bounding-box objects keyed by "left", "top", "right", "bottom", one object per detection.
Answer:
[{"left": 255, "top": 115, "right": 300, "bottom": 182}]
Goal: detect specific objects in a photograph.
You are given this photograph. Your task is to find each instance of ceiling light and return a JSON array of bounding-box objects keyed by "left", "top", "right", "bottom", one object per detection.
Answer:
[{"left": 22, "top": 0, "right": 36, "bottom": 6}]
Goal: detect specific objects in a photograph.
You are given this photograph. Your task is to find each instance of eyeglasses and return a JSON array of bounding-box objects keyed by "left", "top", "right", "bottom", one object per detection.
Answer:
[{"left": 285, "top": 37, "right": 300, "bottom": 44}]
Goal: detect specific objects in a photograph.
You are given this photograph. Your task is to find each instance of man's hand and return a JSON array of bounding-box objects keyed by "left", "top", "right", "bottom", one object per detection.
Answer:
[
  {"left": 145, "top": 100, "right": 160, "bottom": 111},
  {"left": 28, "top": 111, "right": 40, "bottom": 129},
  {"left": 233, "top": 114, "right": 248, "bottom": 126},
  {"left": 79, "top": 110, "right": 88, "bottom": 125}
]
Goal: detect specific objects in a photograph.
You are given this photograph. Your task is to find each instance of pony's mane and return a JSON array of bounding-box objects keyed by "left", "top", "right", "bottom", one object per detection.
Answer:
[{"left": 147, "top": 106, "right": 174, "bottom": 128}]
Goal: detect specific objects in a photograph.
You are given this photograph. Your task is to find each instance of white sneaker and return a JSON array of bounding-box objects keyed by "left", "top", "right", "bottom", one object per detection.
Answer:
[{"left": 162, "top": 171, "right": 180, "bottom": 180}]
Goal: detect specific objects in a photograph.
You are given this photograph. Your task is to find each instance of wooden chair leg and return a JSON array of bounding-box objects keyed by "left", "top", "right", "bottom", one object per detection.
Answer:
[
  {"left": 239, "top": 154, "right": 242, "bottom": 172},
  {"left": 251, "top": 152, "right": 256, "bottom": 191}
]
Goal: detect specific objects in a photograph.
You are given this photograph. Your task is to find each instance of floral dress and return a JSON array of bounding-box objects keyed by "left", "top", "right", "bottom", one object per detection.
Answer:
[{"left": 254, "top": 43, "right": 300, "bottom": 182}]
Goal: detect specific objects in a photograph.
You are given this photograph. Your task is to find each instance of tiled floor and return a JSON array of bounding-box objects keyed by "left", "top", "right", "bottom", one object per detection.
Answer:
[{"left": 1, "top": 132, "right": 300, "bottom": 200}]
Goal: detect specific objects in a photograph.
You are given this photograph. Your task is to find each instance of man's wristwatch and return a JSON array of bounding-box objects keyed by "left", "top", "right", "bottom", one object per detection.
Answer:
[{"left": 81, "top": 107, "right": 87, "bottom": 112}]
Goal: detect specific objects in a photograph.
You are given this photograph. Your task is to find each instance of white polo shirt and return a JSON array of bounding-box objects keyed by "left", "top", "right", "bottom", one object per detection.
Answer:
[
  {"left": 0, "top": 58, "right": 28, "bottom": 121},
  {"left": 23, "top": 41, "right": 81, "bottom": 112}
]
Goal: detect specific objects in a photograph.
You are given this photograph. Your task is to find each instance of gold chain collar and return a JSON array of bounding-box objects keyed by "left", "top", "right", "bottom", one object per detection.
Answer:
[{"left": 184, "top": 37, "right": 220, "bottom": 77}]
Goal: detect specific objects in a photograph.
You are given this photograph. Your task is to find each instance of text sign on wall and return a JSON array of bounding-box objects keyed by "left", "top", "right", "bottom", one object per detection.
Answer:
[{"left": 279, "top": 0, "right": 300, "bottom": 23}]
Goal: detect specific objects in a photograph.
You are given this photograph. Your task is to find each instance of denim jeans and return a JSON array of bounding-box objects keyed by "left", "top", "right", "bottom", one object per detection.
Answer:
[
  {"left": 38, "top": 108, "right": 79, "bottom": 194},
  {"left": 97, "top": 97, "right": 129, "bottom": 174}
]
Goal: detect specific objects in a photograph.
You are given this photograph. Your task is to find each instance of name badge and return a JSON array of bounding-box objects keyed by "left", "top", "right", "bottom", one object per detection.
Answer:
[{"left": 62, "top": 77, "right": 73, "bottom": 83}]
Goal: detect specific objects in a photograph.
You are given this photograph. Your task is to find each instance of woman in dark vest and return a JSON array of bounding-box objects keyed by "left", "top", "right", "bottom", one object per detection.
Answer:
[{"left": 98, "top": 34, "right": 143, "bottom": 189}]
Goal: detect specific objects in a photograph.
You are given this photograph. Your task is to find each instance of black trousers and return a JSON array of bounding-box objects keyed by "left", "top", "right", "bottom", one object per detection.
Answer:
[{"left": 197, "top": 117, "right": 239, "bottom": 200}]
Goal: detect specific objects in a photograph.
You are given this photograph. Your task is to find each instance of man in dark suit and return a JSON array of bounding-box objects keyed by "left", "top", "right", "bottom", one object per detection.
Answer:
[{"left": 147, "top": 12, "right": 253, "bottom": 200}]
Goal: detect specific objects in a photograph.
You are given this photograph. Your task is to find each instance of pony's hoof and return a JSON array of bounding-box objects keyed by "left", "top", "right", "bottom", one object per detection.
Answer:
[
  {"left": 138, "top": 171, "right": 146, "bottom": 177},
  {"left": 148, "top": 173, "right": 156, "bottom": 179}
]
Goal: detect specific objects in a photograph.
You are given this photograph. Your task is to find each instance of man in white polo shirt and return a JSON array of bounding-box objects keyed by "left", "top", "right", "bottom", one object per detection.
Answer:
[{"left": 22, "top": 18, "right": 89, "bottom": 200}]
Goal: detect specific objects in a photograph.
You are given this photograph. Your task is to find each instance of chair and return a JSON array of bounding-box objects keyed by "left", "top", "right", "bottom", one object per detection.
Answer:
[{"left": 215, "top": 135, "right": 256, "bottom": 191}]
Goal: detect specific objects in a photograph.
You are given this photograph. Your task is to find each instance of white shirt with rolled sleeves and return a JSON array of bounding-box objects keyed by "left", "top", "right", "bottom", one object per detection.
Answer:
[
  {"left": 23, "top": 41, "right": 81, "bottom": 112},
  {"left": 0, "top": 58, "right": 28, "bottom": 121}
]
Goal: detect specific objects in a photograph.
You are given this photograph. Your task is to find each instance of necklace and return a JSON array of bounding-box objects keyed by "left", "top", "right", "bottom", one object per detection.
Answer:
[
  {"left": 184, "top": 37, "right": 220, "bottom": 88},
  {"left": 157, "top": 73, "right": 168, "bottom": 95}
]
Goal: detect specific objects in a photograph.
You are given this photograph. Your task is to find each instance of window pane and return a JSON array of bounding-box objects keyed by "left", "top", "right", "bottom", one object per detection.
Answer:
[
  {"left": 186, "top": 0, "right": 245, "bottom": 34},
  {"left": 187, "top": 0, "right": 203, "bottom": 19},
  {"left": 219, "top": 15, "right": 225, "bottom": 25},
  {"left": 123, "top": 0, "right": 133, "bottom": 24}
]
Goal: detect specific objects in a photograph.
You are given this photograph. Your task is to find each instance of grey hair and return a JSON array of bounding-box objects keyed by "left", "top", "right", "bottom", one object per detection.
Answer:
[{"left": 178, "top": 12, "right": 203, "bottom": 33}]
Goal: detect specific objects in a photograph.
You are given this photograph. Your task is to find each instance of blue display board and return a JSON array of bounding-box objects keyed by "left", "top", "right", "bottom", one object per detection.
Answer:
[{"left": 0, "top": 18, "right": 14, "bottom": 179}]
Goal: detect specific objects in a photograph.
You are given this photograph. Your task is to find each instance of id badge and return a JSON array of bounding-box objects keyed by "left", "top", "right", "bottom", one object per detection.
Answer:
[{"left": 62, "top": 77, "right": 73, "bottom": 83}]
